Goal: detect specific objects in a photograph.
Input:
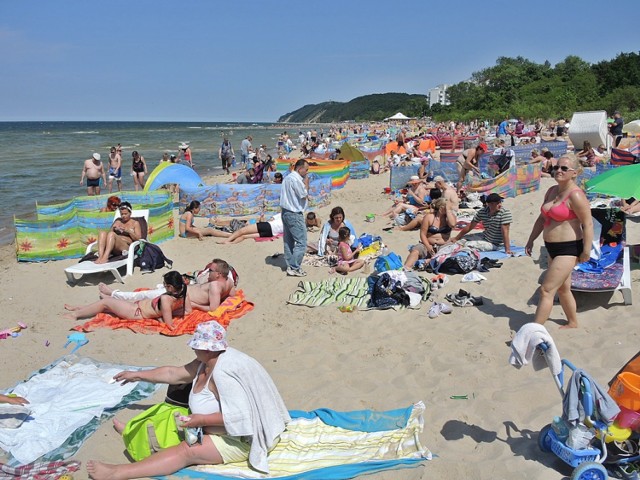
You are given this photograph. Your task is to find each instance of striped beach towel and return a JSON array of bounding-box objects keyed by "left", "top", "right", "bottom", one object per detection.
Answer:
[
  {"left": 171, "top": 402, "right": 430, "bottom": 479},
  {"left": 287, "top": 277, "right": 371, "bottom": 308}
]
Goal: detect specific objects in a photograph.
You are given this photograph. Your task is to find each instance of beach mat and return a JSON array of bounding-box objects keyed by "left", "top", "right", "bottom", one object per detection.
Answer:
[
  {"left": 287, "top": 277, "right": 370, "bottom": 308},
  {"left": 170, "top": 402, "right": 431, "bottom": 479},
  {"left": 0, "top": 356, "right": 159, "bottom": 466},
  {"left": 479, "top": 246, "right": 526, "bottom": 260},
  {"left": 72, "top": 290, "right": 253, "bottom": 335},
  {"left": 254, "top": 234, "right": 283, "bottom": 242}
]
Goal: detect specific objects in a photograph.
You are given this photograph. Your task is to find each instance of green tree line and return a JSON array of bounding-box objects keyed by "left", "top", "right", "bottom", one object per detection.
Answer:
[{"left": 425, "top": 52, "right": 640, "bottom": 123}]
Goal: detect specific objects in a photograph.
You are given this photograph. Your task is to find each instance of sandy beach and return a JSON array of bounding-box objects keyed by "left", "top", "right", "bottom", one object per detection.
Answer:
[{"left": 1, "top": 169, "right": 639, "bottom": 480}]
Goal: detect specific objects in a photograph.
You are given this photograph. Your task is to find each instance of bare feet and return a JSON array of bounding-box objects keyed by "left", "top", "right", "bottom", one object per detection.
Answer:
[
  {"left": 559, "top": 323, "right": 578, "bottom": 329},
  {"left": 87, "top": 460, "right": 120, "bottom": 480},
  {"left": 64, "top": 304, "right": 80, "bottom": 311},
  {"left": 216, "top": 240, "right": 230, "bottom": 245},
  {"left": 112, "top": 417, "right": 126, "bottom": 435},
  {"left": 98, "top": 283, "right": 114, "bottom": 298},
  {"left": 62, "top": 313, "right": 78, "bottom": 321}
]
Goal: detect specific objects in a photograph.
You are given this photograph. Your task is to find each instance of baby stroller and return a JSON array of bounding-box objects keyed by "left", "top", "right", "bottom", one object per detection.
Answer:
[{"left": 536, "top": 342, "right": 640, "bottom": 480}]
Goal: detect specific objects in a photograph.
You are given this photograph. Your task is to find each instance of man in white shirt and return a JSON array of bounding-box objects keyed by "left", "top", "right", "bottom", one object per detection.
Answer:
[{"left": 280, "top": 159, "right": 310, "bottom": 276}]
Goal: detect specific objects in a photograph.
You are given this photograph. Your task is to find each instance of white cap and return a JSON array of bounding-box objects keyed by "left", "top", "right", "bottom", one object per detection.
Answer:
[{"left": 92, "top": 153, "right": 101, "bottom": 161}]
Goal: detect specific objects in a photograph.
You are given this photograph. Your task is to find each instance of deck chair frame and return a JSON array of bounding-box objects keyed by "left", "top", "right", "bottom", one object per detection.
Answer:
[
  {"left": 571, "top": 208, "right": 632, "bottom": 305},
  {"left": 64, "top": 209, "right": 150, "bottom": 284}
]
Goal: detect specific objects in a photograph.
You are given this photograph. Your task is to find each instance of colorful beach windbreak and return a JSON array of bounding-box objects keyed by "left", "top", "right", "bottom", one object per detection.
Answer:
[
  {"left": 389, "top": 162, "right": 541, "bottom": 198},
  {"left": 178, "top": 179, "right": 332, "bottom": 218},
  {"left": 276, "top": 159, "right": 350, "bottom": 189},
  {"left": 15, "top": 191, "right": 174, "bottom": 262}
]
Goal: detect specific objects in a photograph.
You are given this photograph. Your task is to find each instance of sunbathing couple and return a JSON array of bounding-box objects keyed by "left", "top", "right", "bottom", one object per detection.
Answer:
[{"left": 64, "top": 259, "right": 236, "bottom": 327}]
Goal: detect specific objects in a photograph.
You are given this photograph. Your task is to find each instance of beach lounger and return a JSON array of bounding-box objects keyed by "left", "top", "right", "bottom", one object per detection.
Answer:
[
  {"left": 571, "top": 208, "right": 632, "bottom": 305},
  {"left": 64, "top": 209, "right": 150, "bottom": 284}
]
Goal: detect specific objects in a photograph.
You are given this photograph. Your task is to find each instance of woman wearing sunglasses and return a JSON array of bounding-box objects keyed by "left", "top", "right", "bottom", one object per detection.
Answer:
[
  {"left": 525, "top": 154, "right": 593, "bottom": 328},
  {"left": 95, "top": 202, "right": 142, "bottom": 264}
]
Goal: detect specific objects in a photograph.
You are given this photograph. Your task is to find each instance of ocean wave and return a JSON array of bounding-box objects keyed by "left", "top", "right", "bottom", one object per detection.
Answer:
[{"left": 71, "top": 131, "right": 99, "bottom": 134}]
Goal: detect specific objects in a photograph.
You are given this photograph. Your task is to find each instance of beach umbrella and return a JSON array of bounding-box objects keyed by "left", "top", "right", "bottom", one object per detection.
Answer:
[
  {"left": 585, "top": 164, "right": 640, "bottom": 198},
  {"left": 338, "top": 142, "right": 365, "bottom": 162},
  {"left": 622, "top": 119, "right": 640, "bottom": 135}
]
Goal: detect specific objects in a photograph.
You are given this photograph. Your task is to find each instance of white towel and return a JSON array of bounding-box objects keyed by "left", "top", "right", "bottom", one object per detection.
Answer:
[{"left": 509, "top": 323, "right": 562, "bottom": 375}]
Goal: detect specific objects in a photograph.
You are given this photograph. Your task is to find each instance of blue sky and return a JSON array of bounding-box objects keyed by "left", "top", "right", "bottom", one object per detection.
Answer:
[{"left": 0, "top": 0, "right": 636, "bottom": 122}]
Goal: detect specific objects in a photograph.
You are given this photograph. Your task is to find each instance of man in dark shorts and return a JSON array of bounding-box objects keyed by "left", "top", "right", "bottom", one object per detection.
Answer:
[
  {"left": 219, "top": 138, "right": 234, "bottom": 174},
  {"left": 609, "top": 111, "right": 624, "bottom": 147},
  {"left": 80, "top": 153, "right": 107, "bottom": 196}
]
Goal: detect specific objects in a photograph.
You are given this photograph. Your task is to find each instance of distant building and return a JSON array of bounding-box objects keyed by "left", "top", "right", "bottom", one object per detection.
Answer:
[{"left": 428, "top": 84, "right": 450, "bottom": 107}]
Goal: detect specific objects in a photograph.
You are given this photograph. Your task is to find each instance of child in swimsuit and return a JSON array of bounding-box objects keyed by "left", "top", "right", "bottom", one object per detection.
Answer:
[
  {"left": 179, "top": 201, "right": 231, "bottom": 240},
  {"left": 334, "top": 227, "right": 365, "bottom": 274}
]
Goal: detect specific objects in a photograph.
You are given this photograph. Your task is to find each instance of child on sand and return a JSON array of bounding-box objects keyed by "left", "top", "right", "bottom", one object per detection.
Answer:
[{"left": 334, "top": 227, "right": 364, "bottom": 274}]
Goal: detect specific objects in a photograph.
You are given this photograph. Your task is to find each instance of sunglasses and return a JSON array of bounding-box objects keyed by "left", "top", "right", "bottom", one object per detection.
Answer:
[{"left": 552, "top": 165, "right": 575, "bottom": 172}]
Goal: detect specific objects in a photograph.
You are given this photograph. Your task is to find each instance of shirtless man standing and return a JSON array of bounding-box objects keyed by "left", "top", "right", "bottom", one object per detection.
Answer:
[
  {"left": 434, "top": 176, "right": 460, "bottom": 212},
  {"left": 81, "top": 153, "right": 107, "bottom": 196},
  {"left": 98, "top": 258, "right": 236, "bottom": 312},
  {"left": 107, "top": 146, "right": 122, "bottom": 193}
]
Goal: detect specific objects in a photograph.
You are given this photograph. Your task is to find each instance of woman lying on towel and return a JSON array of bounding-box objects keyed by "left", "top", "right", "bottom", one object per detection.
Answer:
[
  {"left": 87, "top": 320, "right": 290, "bottom": 480},
  {"left": 64, "top": 271, "right": 190, "bottom": 328}
]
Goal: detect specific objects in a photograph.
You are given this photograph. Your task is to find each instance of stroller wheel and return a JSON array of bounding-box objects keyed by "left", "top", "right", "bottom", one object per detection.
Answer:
[
  {"left": 571, "top": 461, "right": 607, "bottom": 480},
  {"left": 538, "top": 424, "right": 553, "bottom": 453}
]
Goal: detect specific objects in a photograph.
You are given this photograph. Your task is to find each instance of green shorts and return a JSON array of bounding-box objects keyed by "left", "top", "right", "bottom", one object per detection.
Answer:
[{"left": 209, "top": 435, "right": 251, "bottom": 464}]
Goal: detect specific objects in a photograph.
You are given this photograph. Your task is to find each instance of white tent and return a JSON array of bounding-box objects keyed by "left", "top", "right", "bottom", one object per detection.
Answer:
[{"left": 385, "top": 112, "right": 411, "bottom": 121}]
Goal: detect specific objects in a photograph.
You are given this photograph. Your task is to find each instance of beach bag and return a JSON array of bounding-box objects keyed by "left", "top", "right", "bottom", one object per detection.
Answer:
[
  {"left": 165, "top": 383, "right": 192, "bottom": 408},
  {"left": 374, "top": 252, "right": 403, "bottom": 273},
  {"left": 134, "top": 242, "right": 173, "bottom": 273},
  {"left": 369, "top": 273, "right": 410, "bottom": 308},
  {"left": 494, "top": 151, "right": 511, "bottom": 174},
  {"left": 122, "top": 402, "right": 189, "bottom": 461}
]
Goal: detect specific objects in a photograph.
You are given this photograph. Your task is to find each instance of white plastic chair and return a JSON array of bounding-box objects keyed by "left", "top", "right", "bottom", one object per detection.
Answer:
[{"left": 64, "top": 209, "right": 150, "bottom": 284}]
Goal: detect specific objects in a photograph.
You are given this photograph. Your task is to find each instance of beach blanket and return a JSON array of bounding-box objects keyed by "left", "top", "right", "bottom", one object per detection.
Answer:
[
  {"left": 0, "top": 356, "right": 159, "bottom": 466},
  {"left": 0, "top": 460, "right": 81, "bottom": 480},
  {"left": 254, "top": 234, "right": 283, "bottom": 242},
  {"left": 169, "top": 402, "right": 430, "bottom": 479},
  {"left": 287, "top": 277, "right": 370, "bottom": 307},
  {"left": 72, "top": 291, "right": 253, "bottom": 336}
]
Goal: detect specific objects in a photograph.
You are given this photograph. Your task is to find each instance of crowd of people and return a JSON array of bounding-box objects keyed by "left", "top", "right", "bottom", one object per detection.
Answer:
[{"left": 41, "top": 113, "right": 634, "bottom": 478}]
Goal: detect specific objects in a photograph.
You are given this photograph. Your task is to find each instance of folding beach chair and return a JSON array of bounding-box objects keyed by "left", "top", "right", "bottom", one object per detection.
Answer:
[
  {"left": 571, "top": 208, "right": 632, "bottom": 305},
  {"left": 64, "top": 209, "right": 150, "bottom": 284}
]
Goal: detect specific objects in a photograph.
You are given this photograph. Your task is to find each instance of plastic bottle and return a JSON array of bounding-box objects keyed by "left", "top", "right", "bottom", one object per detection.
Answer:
[{"left": 551, "top": 416, "right": 570, "bottom": 442}]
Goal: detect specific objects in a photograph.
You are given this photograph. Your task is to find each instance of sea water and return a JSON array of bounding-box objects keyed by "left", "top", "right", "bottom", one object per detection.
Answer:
[{"left": 0, "top": 121, "right": 304, "bottom": 245}]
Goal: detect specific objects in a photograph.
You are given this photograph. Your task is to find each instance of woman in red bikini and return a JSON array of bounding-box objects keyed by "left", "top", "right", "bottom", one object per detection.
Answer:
[
  {"left": 63, "top": 271, "right": 190, "bottom": 328},
  {"left": 525, "top": 154, "right": 593, "bottom": 328}
]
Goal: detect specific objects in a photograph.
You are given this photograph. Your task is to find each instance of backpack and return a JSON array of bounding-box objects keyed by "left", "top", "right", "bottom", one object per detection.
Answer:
[
  {"left": 122, "top": 402, "right": 189, "bottom": 461},
  {"left": 374, "top": 252, "right": 403, "bottom": 273},
  {"left": 134, "top": 242, "right": 173, "bottom": 273},
  {"left": 493, "top": 150, "right": 511, "bottom": 174}
]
